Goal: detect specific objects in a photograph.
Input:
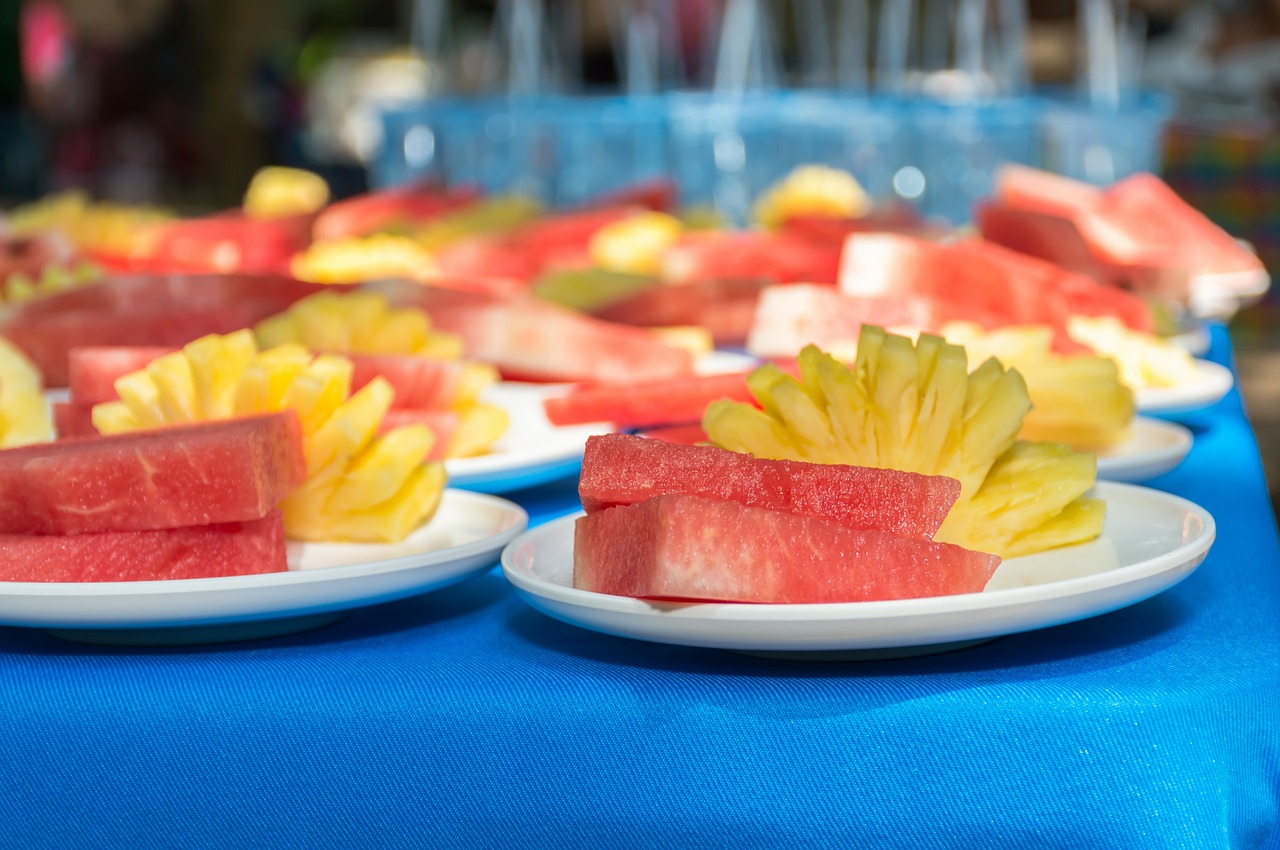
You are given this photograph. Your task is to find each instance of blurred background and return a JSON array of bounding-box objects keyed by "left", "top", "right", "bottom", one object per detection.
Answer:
[{"left": 0, "top": 0, "right": 1276, "bottom": 505}]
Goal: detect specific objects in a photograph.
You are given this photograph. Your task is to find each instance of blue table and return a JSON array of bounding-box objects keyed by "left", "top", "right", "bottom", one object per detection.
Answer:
[{"left": 2, "top": 326, "right": 1278, "bottom": 850}]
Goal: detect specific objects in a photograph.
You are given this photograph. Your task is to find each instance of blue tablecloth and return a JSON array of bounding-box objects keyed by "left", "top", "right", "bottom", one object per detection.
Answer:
[{"left": 2, "top": 326, "right": 1278, "bottom": 850}]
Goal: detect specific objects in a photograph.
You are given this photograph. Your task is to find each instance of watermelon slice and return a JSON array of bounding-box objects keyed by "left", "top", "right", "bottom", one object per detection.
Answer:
[
  {"left": 578, "top": 434, "right": 961, "bottom": 541},
  {"left": 580, "top": 179, "right": 677, "bottom": 213},
  {"left": 0, "top": 511, "right": 288, "bottom": 582},
  {"left": 51, "top": 402, "right": 97, "bottom": 440},
  {"left": 348, "top": 356, "right": 467, "bottom": 410},
  {"left": 745, "top": 284, "right": 996, "bottom": 359},
  {"left": 976, "top": 199, "right": 1191, "bottom": 301},
  {"left": 661, "top": 231, "right": 842, "bottom": 286},
  {"left": 596, "top": 277, "right": 769, "bottom": 345},
  {"left": 144, "top": 212, "right": 315, "bottom": 276},
  {"left": 0, "top": 234, "right": 72, "bottom": 286},
  {"left": 573, "top": 494, "right": 999, "bottom": 603},
  {"left": 425, "top": 297, "right": 695, "bottom": 384},
  {"left": 544, "top": 371, "right": 756, "bottom": 429},
  {"left": 989, "top": 166, "right": 1267, "bottom": 300},
  {"left": 0, "top": 412, "right": 305, "bottom": 535},
  {"left": 68, "top": 346, "right": 175, "bottom": 405},
  {"left": 637, "top": 423, "right": 708, "bottom": 445},
  {"left": 313, "top": 182, "right": 481, "bottom": 242}
]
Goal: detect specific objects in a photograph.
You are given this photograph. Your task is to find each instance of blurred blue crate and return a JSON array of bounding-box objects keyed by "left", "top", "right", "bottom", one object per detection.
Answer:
[
  {"left": 551, "top": 95, "right": 669, "bottom": 207},
  {"left": 901, "top": 96, "right": 1043, "bottom": 224},
  {"left": 1041, "top": 90, "right": 1172, "bottom": 185},
  {"left": 373, "top": 90, "right": 1170, "bottom": 224}
]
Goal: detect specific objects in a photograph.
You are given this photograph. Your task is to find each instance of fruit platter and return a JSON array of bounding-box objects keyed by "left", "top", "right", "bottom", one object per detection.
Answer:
[{"left": 0, "top": 160, "right": 1251, "bottom": 643}]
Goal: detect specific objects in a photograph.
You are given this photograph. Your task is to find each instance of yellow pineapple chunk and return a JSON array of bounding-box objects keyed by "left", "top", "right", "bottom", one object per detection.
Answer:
[
  {"left": 447, "top": 403, "right": 510, "bottom": 459},
  {"left": 243, "top": 166, "right": 330, "bottom": 219},
  {"left": 703, "top": 328, "right": 1103, "bottom": 558},
  {"left": 290, "top": 234, "right": 437, "bottom": 284},
  {"left": 2, "top": 261, "right": 102, "bottom": 306},
  {"left": 91, "top": 332, "right": 447, "bottom": 543},
  {"left": 752, "top": 165, "right": 872, "bottom": 230},
  {"left": 0, "top": 338, "right": 53, "bottom": 447},
  {"left": 589, "top": 212, "right": 684, "bottom": 276},
  {"left": 651, "top": 326, "right": 714, "bottom": 358}
]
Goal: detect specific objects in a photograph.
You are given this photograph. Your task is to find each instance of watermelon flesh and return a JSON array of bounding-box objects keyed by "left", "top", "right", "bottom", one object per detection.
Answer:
[
  {"left": 377, "top": 408, "right": 458, "bottom": 462},
  {"left": 426, "top": 297, "right": 695, "bottom": 384},
  {"left": 746, "top": 284, "right": 999, "bottom": 359},
  {"left": 543, "top": 371, "right": 756, "bottom": 429},
  {"left": 51, "top": 402, "right": 97, "bottom": 440},
  {"left": 0, "top": 412, "right": 305, "bottom": 535},
  {"left": 595, "top": 277, "right": 768, "bottom": 345},
  {"left": 574, "top": 494, "right": 1000, "bottom": 603},
  {"left": 68, "top": 346, "right": 175, "bottom": 405},
  {"left": 0, "top": 511, "right": 288, "bottom": 582},
  {"left": 661, "top": 231, "right": 842, "bottom": 286},
  {"left": 313, "top": 183, "right": 480, "bottom": 242},
  {"left": 578, "top": 434, "right": 960, "bottom": 541}
]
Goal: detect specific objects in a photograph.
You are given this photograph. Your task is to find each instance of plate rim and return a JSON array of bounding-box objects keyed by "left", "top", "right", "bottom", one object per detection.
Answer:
[
  {"left": 1095, "top": 417, "right": 1193, "bottom": 481},
  {"left": 500, "top": 481, "right": 1216, "bottom": 625},
  {"left": 1134, "top": 360, "right": 1234, "bottom": 414}
]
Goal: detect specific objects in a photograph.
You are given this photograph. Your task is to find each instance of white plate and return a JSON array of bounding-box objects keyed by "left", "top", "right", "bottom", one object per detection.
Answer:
[
  {"left": 447, "top": 383, "right": 611, "bottom": 493},
  {"left": 2, "top": 489, "right": 527, "bottom": 644},
  {"left": 1096, "top": 417, "right": 1193, "bottom": 483},
  {"left": 1134, "top": 360, "right": 1234, "bottom": 415},
  {"left": 1166, "top": 324, "right": 1211, "bottom": 357},
  {"left": 501, "top": 482, "right": 1214, "bottom": 659}
]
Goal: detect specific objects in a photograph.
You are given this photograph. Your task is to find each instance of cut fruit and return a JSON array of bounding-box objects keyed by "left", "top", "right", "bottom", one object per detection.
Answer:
[
  {"left": 578, "top": 433, "right": 961, "bottom": 541},
  {"left": 543, "top": 371, "right": 757, "bottom": 429},
  {"left": 0, "top": 412, "right": 305, "bottom": 535},
  {"left": 90, "top": 331, "right": 447, "bottom": 543},
  {"left": 703, "top": 329, "right": 1104, "bottom": 558},
  {"left": 588, "top": 211, "right": 684, "bottom": 276},
  {"left": 573, "top": 494, "right": 1000, "bottom": 603},
  {"left": 289, "top": 234, "right": 438, "bottom": 284},
  {"left": 255, "top": 291, "right": 463, "bottom": 359},
  {"left": 243, "top": 166, "right": 330, "bottom": 220},
  {"left": 752, "top": 165, "right": 873, "bottom": 230},
  {"left": 0, "top": 511, "right": 288, "bottom": 583}
]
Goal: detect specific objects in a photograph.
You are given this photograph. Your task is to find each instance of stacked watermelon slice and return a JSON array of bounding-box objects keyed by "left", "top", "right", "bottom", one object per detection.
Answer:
[
  {"left": 574, "top": 434, "right": 1000, "bottom": 604},
  {"left": 0, "top": 413, "right": 305, "bottom": 581}
]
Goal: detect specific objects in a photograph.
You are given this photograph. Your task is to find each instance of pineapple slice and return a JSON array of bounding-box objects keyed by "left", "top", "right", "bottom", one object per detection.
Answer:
[
  {"left": 92, "top": 332, "right": 446, "bottom": 543},
  {"left": 255, "top": 292, "right": 504, "bottom": 457},
  {"left": 290, "top": 234, "right": 437, "bottom": 284},
  {"left": 243, "top": 166, "right": 330, "bottom": 219},
  {"left": 703, "top": 328, "right": 1104, "bottom": 558},
  {"left": 589, "top": 212, "right": 684, "bottom": 277},
  {"left": 256, "top": 292, "right": 463, "bottom": 360},
  {"left": 7, "top": 192, "right": 171, "bottom": 257},
  {"left": 1066, "top": 315, "right": 1201, "bottom": 390},
  {"left": 939, "top": 322, "right": 1135, "bottom": 451},
  {"left": 0, "top": 338, "right": 52, "bottom": 447},
  {"left": 651, "top": 326, "right": 714, "bottom": 359},
  {"left": 752, "top": 165, "right": 872, "bottom": 230}
]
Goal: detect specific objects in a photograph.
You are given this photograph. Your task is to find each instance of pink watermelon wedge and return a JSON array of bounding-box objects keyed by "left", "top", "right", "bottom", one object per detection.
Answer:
[
  {"left": 595, "top": 277, "right": 769, "bottom": 345},
  {"left": 0, "top": 511, "right": 288, "bottom": 582},
  {"left": 0, "top": 412, "right": 305, "bottom": 535},
  {"left": 578, "top": 434, "right": 960, "bottom": 541},
  {"left": 543, "top": 371, "right": 757, "bottom": 429},
  {"left": 425, "top": 297, "right": 695, "bottom": 384},
  {"left": 574, "top": 494, "right": 999, "bottom": 603},
  {"left": 68, "top": 346, "right": 176, "bottom": 405}
]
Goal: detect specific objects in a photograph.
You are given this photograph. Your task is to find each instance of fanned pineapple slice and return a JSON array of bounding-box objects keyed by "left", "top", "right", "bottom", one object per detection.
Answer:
[
  {"left": 290, "top": 234, "right": 437, "bottom": 284},
  {"left": 940, "top": 322, "right": 1135, "bottom": 450},
  {"left": 703, "top": 328, "right": 1104, "bottom": 559},
  {"left": 91, "top": 332, "right": 446, "bottom": 543},
  {"left": 589, "top": 212, "right": 684, "bottom": 276},
  {"left": 0, "top": 338, "right": 52, "bottom": 447},
  {"left": 255, "top": 292, "right": 463, "bottom": 360},
  {"left": 752, "top": 165, "right": 872, "bottom": 230},
  {"left": 255, "top": 292, "right": 503, "bottom": 457}
]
